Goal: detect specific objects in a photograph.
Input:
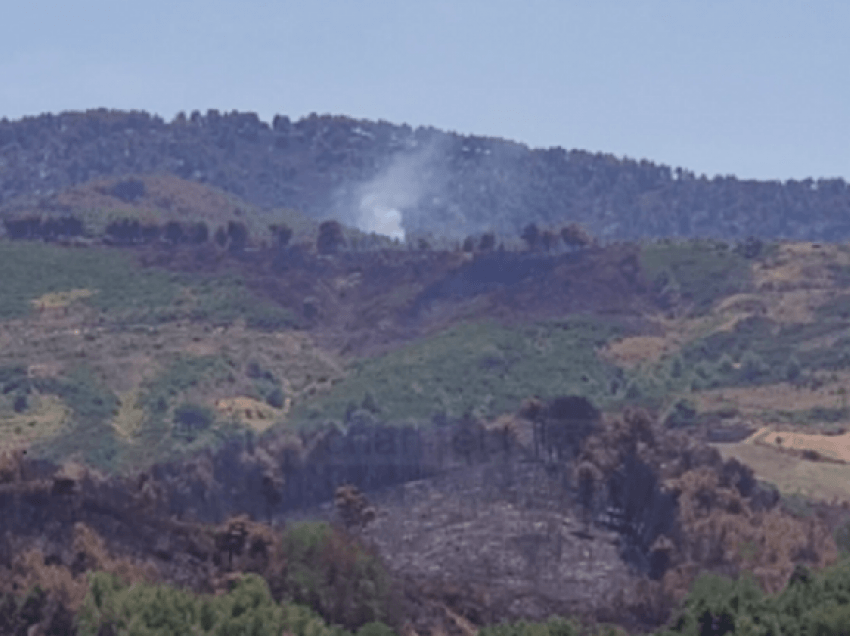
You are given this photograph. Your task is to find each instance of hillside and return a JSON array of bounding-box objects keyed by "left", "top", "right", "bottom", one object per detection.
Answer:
[
  {"left": 2, "top": 209, "right": 850, "bottom": 633},
  {"left": 3, "top": 133, "right": 850, "bottom": 634},
  {"left": 1, "top": 109, "right": 850, "bottom": 242}
]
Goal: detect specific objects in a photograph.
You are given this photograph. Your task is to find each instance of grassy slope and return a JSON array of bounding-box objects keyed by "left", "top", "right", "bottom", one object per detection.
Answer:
[
  {"left": 0, "top": 242, "right": 298, "bottom": 327},
  {"left": 289, "top": 318, "right": 623, "bottom": 425},
  {"left": 0, "top": 241, "right": 315, "bottom": 472},
  {"left": 6, "top": 234, "right": 850, "bottom": 492}
]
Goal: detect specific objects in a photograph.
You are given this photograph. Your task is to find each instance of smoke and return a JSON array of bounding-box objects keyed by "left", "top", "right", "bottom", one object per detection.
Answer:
[{"left": 340, "top": 140, "right": 447, "bottom": 241}]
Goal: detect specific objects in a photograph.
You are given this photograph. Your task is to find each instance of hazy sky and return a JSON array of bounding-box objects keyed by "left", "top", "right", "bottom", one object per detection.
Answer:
[{"left": 1, "top": 1, "right": 847, "bottom": 181}]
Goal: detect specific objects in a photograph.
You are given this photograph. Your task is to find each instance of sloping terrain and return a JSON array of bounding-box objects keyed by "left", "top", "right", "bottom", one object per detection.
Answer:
[
  {"left": 4, "top": 172, "right": 850, "bottom": 633},
  {"left": 2, "top": 109, "right": 850, "bottom": 241}
]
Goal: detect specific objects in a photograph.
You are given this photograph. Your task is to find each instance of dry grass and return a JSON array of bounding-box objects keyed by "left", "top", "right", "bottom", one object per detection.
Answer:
[
  {"left": 0, "top": 317, "right": 343, "bottom": 449},
  {"left": 750, "top": 428, "right": 850, "bottom": 463},
  {"left": 215, "top": 396, "right": 285, "bottom": 432},
  {"left": 0, "top": 394, "right": 69, "bottom": 444},
  {"left": 696, "top": 375, "right": 850, "bottom": 414},
  {"left": 711, "top": 440, "right": 850, "bottom": 503},
  {"left": 31, "top": 288, "right": 94, "bottom": 310},
  {"left": 54, "top": 174, "right": 247, "bottom": 226},
  {"left": 752, "top": 242, "right": 850, "bottom": 291},
  {"left": 112, "top": 389, "right": 147, "bottom": 439},
  {"left": 601, "top": 336, "right": 672, "bottom": 368}
]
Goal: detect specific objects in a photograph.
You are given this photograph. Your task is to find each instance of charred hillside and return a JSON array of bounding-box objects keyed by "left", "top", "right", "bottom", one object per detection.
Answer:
[
  {"left": 0, "top": 404, "right": 840, "bottom": 635},
  {"left": 1, "top": 109, "right": 849, "bottom": 241}
]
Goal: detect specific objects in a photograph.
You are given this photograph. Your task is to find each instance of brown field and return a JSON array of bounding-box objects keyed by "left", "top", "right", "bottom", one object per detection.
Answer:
[
  {"left": 753, "top": 242, "right": 850, "bottom": 291},
  {"left": 710, "top": 421, "right": 850, "bottom": 504},
  {"left": 711, "top": 440, "right": 850, "bottom": 504},
  {"left": 601, "top": 336, "right": 672, "bottom": 368},
  {"left": 696, "top": 375, "right": 850, "bottom": 415},
  {"left": 741, "top": 426, "right": 850, "bottom": 462},
  {"left": 214, "top": 396, "right": 287, "bottom": 432}
]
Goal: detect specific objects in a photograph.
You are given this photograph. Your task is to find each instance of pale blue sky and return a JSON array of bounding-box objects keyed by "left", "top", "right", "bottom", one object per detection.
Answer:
[{"left": 1, "top": 1, "right": 847, "bottom": 181}]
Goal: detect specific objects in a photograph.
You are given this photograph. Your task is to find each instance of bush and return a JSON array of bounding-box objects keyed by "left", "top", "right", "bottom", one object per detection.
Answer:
[
  {"left": 663, "top": 572, "right": 774, "bottom": 636},
  {"left": 357, "top": 622, "right": 397, "bottom": 636},
  {"left": 76, "top": 571, "right": 318, "bottom": 636},
  {"left": 173, "top": 403, "right": 215, "bottom": 437},
  {"left": 806, "top": 603, "right": 850, "bottom": 636},
  {"left": 266, "top": 388, "right": 286, "bottom": 409},
  {"left": 785, "top": 355, "right": 802, "bottom": 382},
  {"left": 833, "top": 520, "right": 850, "bottom": 556},
  {"left": 478, "top": 616, "right": 582, "bottom": 636},
  {"left": 739, "top": 351, "right": 769, "bottom": 383},
  {"left": 278, "top": 521, "right": 398, "bottom": 631},
  {"left": 290, "top": 319, "right": 622, "bottom": 424},
  {"left": 664, "top": 399, "right": 698, "bottom": 429}
]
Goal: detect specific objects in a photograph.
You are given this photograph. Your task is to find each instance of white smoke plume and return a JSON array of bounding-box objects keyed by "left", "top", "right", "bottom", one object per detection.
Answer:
[{"left": 345, "top": 140, "right": 446, "bottom": 241}]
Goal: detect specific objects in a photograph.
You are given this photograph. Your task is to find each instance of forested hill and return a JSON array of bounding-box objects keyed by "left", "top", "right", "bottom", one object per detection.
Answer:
[{"left": 1, "top": 108, "right": 849, "bottom": 242}]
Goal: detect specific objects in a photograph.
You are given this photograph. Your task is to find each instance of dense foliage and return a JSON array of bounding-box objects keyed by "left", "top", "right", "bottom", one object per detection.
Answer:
[{"left": 291, "top": 318, "right": 622, "bottom": 424}]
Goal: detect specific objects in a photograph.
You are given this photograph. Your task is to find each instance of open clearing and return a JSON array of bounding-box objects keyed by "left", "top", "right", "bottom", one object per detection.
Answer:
[
  {"left": 711, "top": 439, "right": 850, "bottom": 503},
  {"left": 696, "top": 375, "right": 850, "bottom": 415},
  {"left": 710, "top": 422, "right": 850, "bottom": 504}
]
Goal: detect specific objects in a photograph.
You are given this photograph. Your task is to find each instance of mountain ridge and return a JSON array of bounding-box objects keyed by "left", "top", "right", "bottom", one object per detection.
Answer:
[{"left": 1, "top": 108, "right": 849, "bottom": 242}]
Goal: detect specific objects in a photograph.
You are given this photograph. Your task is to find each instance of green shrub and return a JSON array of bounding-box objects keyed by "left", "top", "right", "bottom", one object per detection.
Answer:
[
  {"left": 664, "top": 399, "right": 698, "bottom": 429},
  {"left": 739, "top": 351, "right": 769, "bottom": 383},
  {"left": 806, "top": 603, "right": 850, "bottom": 636},
  {"left": 266, "top": 387, "right": 286, "bottom": 409},
  {"left": 356, "top": 622, "right": 397, "bottom": 636},
  {"left": 28, "top": 365, "right": 122, "bottom": 471},
  {"left": 279, "top": 521, "right": 398, "bottom": 631},
  {"left": 290, "top": 319, "right": 622, "bottom": 424},
  {"left": 639, "top": 241, "right": 752, "bottom": 315},
  {"left": 662, "top": 572, "right": 775, "bottom": 636},
  {"left": 784, "top": 355, "right": 802, "bottom": 382},
  {"left": 77, "top": 571, "right": 347, "bottom": 636},
  {"left": 478, "top": 616, "right": 582, "bottom": 636},
  {"left": 173, "top": 402, "right": 215, "bottom": 439},
  {"left": 139, "top": 355, "right": 231, "bottom": 415}
]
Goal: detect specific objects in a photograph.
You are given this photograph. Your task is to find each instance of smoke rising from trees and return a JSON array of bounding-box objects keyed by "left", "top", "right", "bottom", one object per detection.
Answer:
[{"left": 336, "top": 139, "right": 449, "bottom": 241}]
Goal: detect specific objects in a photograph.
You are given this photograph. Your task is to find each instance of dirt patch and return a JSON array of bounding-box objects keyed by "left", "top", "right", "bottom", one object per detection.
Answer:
[
  {"left": 711, "top": 440, "right": 850, "bottom": 504},
  {"left": 753, "top": 243, "right": 850, "bottom": 291},
  {"left": 751, "top": 428, "right": 850, "bottom": 463},
  {"left": 0, "top": 315, "right": 343, "bottom": 450},
  {"left": 0, "top": 394, "right": 69, "bottom": 444},
  {"left": 696, "top": 376, "right": 850, "bottom": 415},
  {"left": 31, "top": 288, "right": 94, "bottom": 311},
  {"left": 215, "top": 397, "right": 286, "bottom": 432},
  {"left": 602, "top": 336, "right": 672, "bottom": 368},
  {"left": 112, "top": 390, "right": 147, "bottom": 439},
  {"left": 53, "top": 174, "right": 249, "bottom": 227}
]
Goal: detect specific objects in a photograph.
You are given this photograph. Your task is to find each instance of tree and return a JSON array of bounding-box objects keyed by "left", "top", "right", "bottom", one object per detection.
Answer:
[
  {"left": 269, "top": 223, "right": 293, "bottom": 248},
  {"left": 227, "top": 221, "right": 248, "bottom": 252},
  {"left": 163, "top": 220, "right": 187, "bottom": 245},
  {"left": 540, "top": 229, "right": 559, "bottom": 252},
  {"left": 479, "top": 232, "right": 496, "bottom": 251},
  {"left": 4, "top": 216, "right": 42, "bottom": 239},
  {"left": 317, "top": 220, "right": 346, "bottom": 255},
  {"left": 739, "top": 351, "right": 769, "bottom": 383},
  {"left": 140, "top": 222, "right": 161, "bottom": 243},
  {"left": 561, "top": 223, "right": 594, "bottom": 249},
  {"left": 664, "top": 398, "right": 697, "bottom": 429},
  {"left": 576, "top": 460, "right": 602, "bottom": 532},
  {"left": 785, "top": 355, "right": 802, "bottom": 382},
  {"left": 173, "top": 403, "right": 214, "bottom": 440},
  {"left": 521, "top": 223, "right": 540, "bottom": 250},
  {"left": 214, "top": 226, "right": 228, "bottom": 248},
  {"left": 187, "top": 221, "right": 209, "bottom": 244},
  {"left": 109, "top": 177, "right": 146, "bottom": 202}
]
